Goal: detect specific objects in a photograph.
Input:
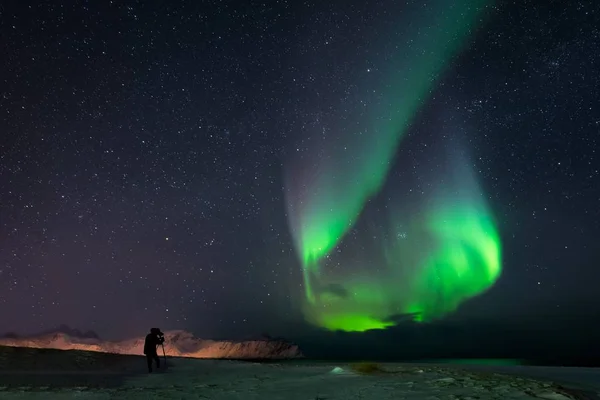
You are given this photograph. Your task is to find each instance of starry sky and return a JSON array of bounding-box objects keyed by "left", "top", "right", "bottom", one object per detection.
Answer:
[{"left": 1, "top": 0, "right": 599, "bottom": 341}]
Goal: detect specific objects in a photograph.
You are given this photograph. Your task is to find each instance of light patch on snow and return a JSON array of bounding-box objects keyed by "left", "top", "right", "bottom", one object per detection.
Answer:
[{"left": 329, "top": 366, "right": 354, "bottom": 375}]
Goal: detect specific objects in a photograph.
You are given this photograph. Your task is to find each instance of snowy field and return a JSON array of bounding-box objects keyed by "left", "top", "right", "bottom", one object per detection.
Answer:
[{"left": 1, "top": 356, "right": 599, "bottom": 399}]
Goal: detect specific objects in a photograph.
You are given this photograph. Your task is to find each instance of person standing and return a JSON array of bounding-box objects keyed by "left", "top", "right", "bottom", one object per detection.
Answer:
[{"left": 143, "top": 328, "right": 165, "bottom": 373}]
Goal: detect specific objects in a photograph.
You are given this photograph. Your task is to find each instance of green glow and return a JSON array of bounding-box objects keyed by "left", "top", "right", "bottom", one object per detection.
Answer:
[
  {"left": 398, "top": 197, "right": 502, "bottom": 321},
  {"left": 286, "top": 1, "right": 501, "bottom": 332},
  {"left": 299, "top": 181, "right": 502, "bottom": 332},
  {"left": 319, "top": 314, "right": 396, "bottom": 333},
  {"left": 288, "top": 0, "right": 493, "bottom": 271}
]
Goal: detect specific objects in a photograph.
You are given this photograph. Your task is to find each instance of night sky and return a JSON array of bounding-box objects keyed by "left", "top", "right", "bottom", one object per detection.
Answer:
[{"left": 1, "top": 1, "right": 599, "bottom": 341}]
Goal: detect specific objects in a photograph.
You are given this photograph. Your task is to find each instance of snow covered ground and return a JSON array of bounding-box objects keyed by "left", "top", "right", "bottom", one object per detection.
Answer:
[{"left": 1, "top": 358, "right": 598, "bottom": 399}]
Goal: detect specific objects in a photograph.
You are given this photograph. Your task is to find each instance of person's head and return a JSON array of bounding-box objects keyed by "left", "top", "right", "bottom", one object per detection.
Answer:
[{"left": 150, "top": 327, "right": 162, "bottom": 335}]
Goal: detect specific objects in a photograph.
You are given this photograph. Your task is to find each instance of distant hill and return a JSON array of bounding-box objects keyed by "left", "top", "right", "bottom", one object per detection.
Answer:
[
  {"left": 0, "top": 328, "right": 303, "bottom": 360},
  {"left": 39, "top": 324, "right": 100, "bottom": 340},
  {"left": 2, "top": 324, "right": 99, "bottom": 340}
]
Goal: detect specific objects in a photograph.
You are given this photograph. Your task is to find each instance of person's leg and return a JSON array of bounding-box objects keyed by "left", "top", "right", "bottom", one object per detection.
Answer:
[{"left": 146, "top": 354, "right": 153, "bottom": 372}]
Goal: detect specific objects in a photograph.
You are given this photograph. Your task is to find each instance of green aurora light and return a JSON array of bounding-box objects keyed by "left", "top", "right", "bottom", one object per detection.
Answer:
[
  {"left": 285, "top": 1, "right": 501, "bottom": 331},
  {"left": 299, "top": 165, "right": 502, "bottom": 332}
]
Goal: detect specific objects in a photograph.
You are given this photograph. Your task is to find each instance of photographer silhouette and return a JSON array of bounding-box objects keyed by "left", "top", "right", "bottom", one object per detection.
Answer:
[{"left": 143, "top": 327, "right": 165, "bottom": 373}]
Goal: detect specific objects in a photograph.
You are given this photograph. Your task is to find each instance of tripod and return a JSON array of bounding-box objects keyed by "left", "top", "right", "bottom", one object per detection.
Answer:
[{"left": 161, "top": 342, "right": 167, "bottom": 369}]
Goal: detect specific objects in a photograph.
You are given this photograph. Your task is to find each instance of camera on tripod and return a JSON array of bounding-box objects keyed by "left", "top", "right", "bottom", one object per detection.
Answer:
[{"left": 151, "top": 328, "right": 165, "bottom": 344}]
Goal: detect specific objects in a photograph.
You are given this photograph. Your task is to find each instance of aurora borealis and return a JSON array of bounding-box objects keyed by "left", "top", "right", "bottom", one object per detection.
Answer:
[
  {"left": 3, "top": 0, "right": 599, "bottom": 351},
  {"left": 285, "top": 0, "right": 502, "bottom": 331},
  {"left": 289, "top": 151, "right": 502, "bottom": 332}
]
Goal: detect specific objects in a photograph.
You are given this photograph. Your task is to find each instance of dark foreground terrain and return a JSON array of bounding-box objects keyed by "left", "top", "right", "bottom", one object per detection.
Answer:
[
  {"left": 0, "top": 345, "right": 149, "bottom": 389},
  {"left": 1, "top": 345, "right": 599, "bottom": 399}
]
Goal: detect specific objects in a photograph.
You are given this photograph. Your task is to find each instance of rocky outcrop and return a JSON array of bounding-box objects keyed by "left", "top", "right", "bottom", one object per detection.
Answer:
[{"left": 0, "top": 329, "right": 303, "bottom": 360}]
